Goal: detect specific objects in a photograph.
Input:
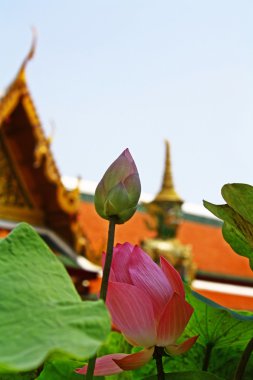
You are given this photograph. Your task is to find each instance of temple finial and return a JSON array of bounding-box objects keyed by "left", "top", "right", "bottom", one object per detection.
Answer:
[
  {"left": 48, "top": 119, "right": 56, "bottom": 145},
  {"left": 153, "top": 140, "right": 183, "bottom": 204},
  {"left": 17, "top": 27, "right": 37, "bottom": 83}
]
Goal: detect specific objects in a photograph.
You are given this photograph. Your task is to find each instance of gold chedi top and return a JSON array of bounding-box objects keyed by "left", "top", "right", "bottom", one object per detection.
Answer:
[
  {"left": 144, "top": 140, "right": 183, "bottom": 239},
  {"left": 142, "top": 140, "right": 195, "bottom": 283},
  {"left": 153, "top": 140, "right": 183, "bottom": 205}
]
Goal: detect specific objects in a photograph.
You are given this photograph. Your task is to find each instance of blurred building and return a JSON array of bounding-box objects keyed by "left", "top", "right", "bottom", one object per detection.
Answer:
[
  {"left": 1, "top": 39, "right": 253, "bottom": 309},
  {"left": 0, "top": 38, "right": 101, "bottom": 296}
]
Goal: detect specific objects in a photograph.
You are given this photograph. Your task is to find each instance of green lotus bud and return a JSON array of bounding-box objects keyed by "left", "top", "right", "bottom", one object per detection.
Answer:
[{"left": 94, "top": 149, "right": 141, "bottom": 224}]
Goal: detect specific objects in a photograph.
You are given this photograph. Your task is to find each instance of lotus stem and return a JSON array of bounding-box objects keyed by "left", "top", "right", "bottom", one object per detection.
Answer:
[
  {"left": 233, "top": 337, "right": 253, "bottom": 380},
  {"left": 153, "top": 346, "right": 165, "bottom": 380},
  {"left": 202, "top": 343, "right": 213, "bottom": 371},
  {"left": 86, "top": 217, "right": 116, "bottom": 379},
  {"left": 85, "top": 356, "right": 96, "bottom": 380},
  {"left": 100, "top": 217, "right": 116, "bottom": 301}
]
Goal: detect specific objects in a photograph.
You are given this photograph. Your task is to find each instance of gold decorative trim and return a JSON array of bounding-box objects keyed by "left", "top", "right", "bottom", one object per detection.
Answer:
[
  {"left": 0, "top": 134, "right": 35, "bottom": 208},
  {"left": 0, "top": 205, "right": 44, "bottom": 225},
  {"left": 0, "top": 87, "right": 20, "bottom": 125},
  {"left": 57, "top": 184, "right": 80, "bottom": 214}
]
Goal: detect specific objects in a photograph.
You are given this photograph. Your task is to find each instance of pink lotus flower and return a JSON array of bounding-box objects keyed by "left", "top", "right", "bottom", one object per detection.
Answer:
[
  {"left": 94, "top": 149, "right": 141, "bottom": 224},
  {"left": 77, "top": 243, "right": 198, "bottom": 376}
]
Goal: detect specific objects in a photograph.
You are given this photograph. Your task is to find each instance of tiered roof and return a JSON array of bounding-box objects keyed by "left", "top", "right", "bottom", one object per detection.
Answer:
[{"left": 0, "top": 36, "right": 86, "bottom": 254}]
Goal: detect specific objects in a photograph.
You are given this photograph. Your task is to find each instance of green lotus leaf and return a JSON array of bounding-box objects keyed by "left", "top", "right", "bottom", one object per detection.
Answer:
[
  {"left": 144, "top": 371, "right": 224, "bottom": 380},
  {"left": 0, "top": 223, "right": 110, "bottom": 373},
  {"left": 204, "top": 183, "right": 253, "bottom": 269}
]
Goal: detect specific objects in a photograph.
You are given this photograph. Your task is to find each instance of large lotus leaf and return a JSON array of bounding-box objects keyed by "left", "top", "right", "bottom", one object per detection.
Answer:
[
  {"left": 0, "top": 223, "right": 110, "bottom": 373},
  {"left": 144, "top": 371, "right": 224, "bottom": 380},
  {"left": 182, "top": 289, "right": 253, "bottom": 378},
  {"left": 186, "top": 289, "right": 253, "bottom": 348},
  {"left": 133, "top": 345, "right": 251, "bottom": 380},
  {"left": 98, "top": 332, "right": 132, "bottom": 357},
  {"left": 204, "top": 183, "right": 253, "bottom": 269}
]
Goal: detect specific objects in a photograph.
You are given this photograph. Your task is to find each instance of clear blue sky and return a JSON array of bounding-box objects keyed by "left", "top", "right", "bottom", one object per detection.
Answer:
[{"left": 1, "top": 1, "right": 253, "bottom": 204}]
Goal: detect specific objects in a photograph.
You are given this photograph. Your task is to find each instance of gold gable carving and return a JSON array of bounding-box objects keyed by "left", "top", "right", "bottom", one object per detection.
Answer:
[
  {"left": 0, "top": 137, "right": 28, "bottom": 208},
  {"left": 0, "top": 137, "right": 44, "bottom": 225}
]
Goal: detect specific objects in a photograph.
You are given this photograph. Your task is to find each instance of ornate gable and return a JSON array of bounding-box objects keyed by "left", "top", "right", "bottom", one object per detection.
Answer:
[{"left": 0, "top": 36, "right": 87, "bottom": 254}]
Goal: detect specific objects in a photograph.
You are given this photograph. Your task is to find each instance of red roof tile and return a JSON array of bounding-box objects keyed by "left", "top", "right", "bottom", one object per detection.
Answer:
[
  {"left": 178, "top": 221, "right": 253, "bottom": 278},
  {"left": 79, "top": 201, "right": 253, "bottom": 282},
  {"left": 194, "top": 289, "right": 253, "bottom": 311}
]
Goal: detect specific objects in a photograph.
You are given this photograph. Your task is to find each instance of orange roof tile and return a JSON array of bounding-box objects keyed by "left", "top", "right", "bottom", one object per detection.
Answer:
[
  {"left": 194, "top": 289, "right": 253, "bottom": 311},
  {"left": 85, "top": 277, "right": 253, "bottom": 310},
  {"left": 78, "top": 201, "right": 155, "bottom": 264},
  {"left": 79, "top": 201, "right": 253, "bottom": 282},
  {"left": 178, "top": 221, "right": 253, "bottom": 279}
]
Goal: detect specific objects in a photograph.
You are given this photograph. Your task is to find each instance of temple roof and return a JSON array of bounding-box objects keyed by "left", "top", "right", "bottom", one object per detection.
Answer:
[{"left": 0, "top": 36, "right": 86, "bottom": 254}]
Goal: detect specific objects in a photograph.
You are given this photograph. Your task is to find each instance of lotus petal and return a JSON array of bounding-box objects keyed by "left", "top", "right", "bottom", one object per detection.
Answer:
[
  {"left": 114, "top": 347, "right": 154, "bottom": 370},
  {"left": 165, "top": 335, "right": 198, "bottom": 356},
  {"left": 160, "top": 256, "right": 185, "bottom": 297},
  {"left": 107, "top": 281, "right": 157, "bottom": 347},
  {"left": 157, "top": 292, "right": 193, "bottom": 346},
  {"left": 76, "top": 353, "right": 127, "bottom": 376},
  {"left": 129, "top": 246, "right": 173, "bottom": 316}
]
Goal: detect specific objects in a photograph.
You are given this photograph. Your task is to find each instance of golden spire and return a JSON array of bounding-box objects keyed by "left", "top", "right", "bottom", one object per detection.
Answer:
[
  {"left": 15, "top": 28, "right": 37, "bottom": 84},
  {"left": 0, "top": 29, "right": 37, "bottom": 125},
  {"left": 153, "top": 140, "right": 183, "bottom": 204}
]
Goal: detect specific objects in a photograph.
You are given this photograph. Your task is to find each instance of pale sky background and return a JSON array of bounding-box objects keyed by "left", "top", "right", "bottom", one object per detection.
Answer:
[{"left": 1, "top": 1, "right": 253, "bottom": 205}]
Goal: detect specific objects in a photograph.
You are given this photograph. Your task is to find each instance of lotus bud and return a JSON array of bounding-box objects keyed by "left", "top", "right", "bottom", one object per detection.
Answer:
[{"left": 94, "top": 149, "right": 141, "bottom": 224}]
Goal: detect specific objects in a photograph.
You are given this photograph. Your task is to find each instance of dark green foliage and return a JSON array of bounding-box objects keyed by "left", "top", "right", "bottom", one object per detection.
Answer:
[
  {"left": 143, "top": 371, "right": 224, "bottom": 379},
  {"left": 0, "top": 371, "right": 37, "bottom": 380},
  {"left": 204, "top": 183, "right": 253, "bottom": 269}
]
